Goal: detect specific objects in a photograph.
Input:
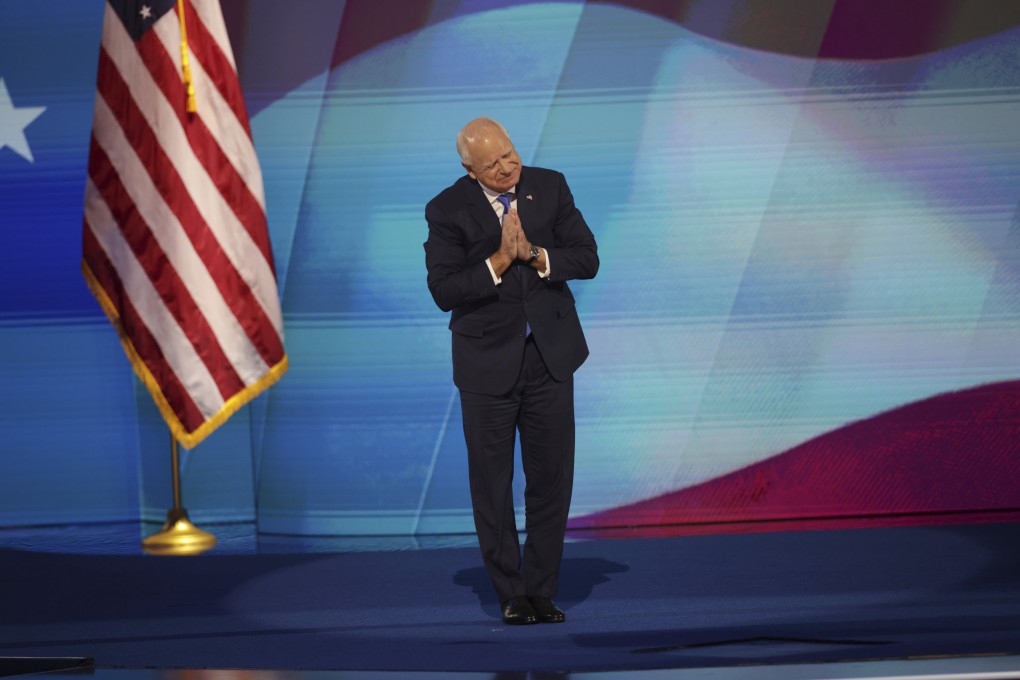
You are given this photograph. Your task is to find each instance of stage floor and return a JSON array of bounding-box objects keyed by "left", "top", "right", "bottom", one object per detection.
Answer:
[
  {"left": 2, "top": 521, "right": 1020, "bottom": 677},
  {"left": 4, "top": 656, "right": 1020, "bottom": 679}
]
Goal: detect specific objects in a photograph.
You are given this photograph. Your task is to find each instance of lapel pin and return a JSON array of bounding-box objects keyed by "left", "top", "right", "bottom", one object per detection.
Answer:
[{"left": 527, "top": 194, "right": 533, "bottom": 200}]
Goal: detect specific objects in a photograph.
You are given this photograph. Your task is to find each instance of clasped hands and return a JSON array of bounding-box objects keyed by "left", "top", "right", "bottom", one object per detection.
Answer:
[{"left": 490, "top": 208, "right": 541, "bottom": 276}]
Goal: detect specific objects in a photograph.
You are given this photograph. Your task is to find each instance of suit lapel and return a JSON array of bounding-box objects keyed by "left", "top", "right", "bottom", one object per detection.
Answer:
[
  {"left": 515, "top": 167, "right": 537, "bottom": 241},
  {"left": 459, "top": 175, "right": 502, "bottom": 235}
]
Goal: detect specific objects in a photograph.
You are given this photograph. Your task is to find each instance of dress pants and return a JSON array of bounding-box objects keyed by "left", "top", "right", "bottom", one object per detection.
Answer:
[{"left": 459, "top": 336, "right": 575, "bottom": 603}]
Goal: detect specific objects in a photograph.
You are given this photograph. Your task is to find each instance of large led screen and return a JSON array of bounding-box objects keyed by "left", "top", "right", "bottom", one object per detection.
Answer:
[{"left": 1, "top": 0, "right": 1019, "bottom": 537}]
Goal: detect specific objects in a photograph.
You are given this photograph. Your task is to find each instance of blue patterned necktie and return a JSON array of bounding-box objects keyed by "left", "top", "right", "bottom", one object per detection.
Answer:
[{"left": 497, "top": 193, "right": 512, "bottom": 221}]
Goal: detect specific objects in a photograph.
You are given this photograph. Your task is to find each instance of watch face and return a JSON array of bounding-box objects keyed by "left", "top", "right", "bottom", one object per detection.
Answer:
[{"left": 530, "top": 245, "right": 540, "bottom": 260}]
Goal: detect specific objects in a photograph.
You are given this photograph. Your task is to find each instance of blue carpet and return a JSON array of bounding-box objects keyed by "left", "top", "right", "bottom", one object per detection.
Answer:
[{"left": 1, "top": 522, "right": 1019, "bottom": 672}]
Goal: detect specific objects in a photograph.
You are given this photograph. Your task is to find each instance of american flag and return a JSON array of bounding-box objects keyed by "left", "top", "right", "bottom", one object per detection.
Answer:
[{"left": 82, "top": 0, "right": 287, "bottom": 448}]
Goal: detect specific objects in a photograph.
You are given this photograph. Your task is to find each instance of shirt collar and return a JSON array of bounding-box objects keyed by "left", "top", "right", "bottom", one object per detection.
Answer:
[{"left": 477, "top": 181, "right": 517, "bottom": 204}]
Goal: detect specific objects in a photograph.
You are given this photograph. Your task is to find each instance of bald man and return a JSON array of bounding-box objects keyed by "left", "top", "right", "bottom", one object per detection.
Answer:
[{"left": 424, "top": 118, "right": 599, "bottom": 625}]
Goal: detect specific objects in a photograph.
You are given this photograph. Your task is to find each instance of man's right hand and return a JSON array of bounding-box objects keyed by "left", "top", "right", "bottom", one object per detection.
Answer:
[{"left": 490, "top": 209, "right": 521, "bottom": 276}]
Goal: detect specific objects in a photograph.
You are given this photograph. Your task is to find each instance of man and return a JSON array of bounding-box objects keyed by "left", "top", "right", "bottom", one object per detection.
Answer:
[{"left": 424, "top": 118, "right": 599, "bottom": 625}]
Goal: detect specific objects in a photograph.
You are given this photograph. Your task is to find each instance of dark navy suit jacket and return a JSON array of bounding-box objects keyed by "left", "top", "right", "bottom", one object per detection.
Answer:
[{"left": 424, "top": 166, "right": 599, "bottom": 395}]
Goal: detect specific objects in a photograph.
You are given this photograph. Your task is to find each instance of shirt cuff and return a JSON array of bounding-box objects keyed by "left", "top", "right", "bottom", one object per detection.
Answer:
[
  {"left": 485, "top": 258, "right": 502, "bottom": 285},
  {"left": 538, "top": 248, "right": 551, "bottom": 279}
]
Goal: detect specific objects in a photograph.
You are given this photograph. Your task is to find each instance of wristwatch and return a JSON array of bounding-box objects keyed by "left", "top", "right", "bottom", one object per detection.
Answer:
[{"left": 527, "top": 244, "right": 541, "bottom": 263}]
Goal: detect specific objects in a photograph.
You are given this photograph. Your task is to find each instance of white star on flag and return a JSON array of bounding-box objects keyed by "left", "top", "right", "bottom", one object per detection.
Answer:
[
  {"left": 139, "top": 5, "right": 153, "bottom": 20},
  {"left": 0, "top": 78, "right": 46, "bottom": 163}
]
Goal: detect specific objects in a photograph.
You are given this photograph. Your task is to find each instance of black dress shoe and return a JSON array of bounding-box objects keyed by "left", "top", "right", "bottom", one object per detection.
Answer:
[
  {"left": 501, "top": 596, "right": 538, "bottom": 625},
  {"left": 527, "top": 595, "right": 565, "bottom": 623}
]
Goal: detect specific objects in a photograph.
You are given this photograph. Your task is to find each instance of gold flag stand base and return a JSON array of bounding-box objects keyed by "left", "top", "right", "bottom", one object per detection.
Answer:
[
  {"left": 142, "top": 433, "right": 217, "bottom": 556},
  {"left": 142, "top": 507, "right": 217, "bottom": 556}
]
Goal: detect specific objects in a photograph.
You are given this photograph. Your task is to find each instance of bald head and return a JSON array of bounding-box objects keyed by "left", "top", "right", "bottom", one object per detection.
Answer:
[
  {"left": 456, "top": 117, "right": 510, "bottom": 165},
  {"left": 456, "top": 117, "right": 521, "bottom": 193}
]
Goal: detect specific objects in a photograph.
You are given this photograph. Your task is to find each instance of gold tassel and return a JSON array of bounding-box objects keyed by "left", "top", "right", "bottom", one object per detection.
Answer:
[{"left": 177, "top": 0, "right": 197, "bottom": 113}]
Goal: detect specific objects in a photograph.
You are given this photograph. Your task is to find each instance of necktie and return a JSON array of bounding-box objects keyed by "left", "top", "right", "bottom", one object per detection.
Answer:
[
  {"left": 497, "top": 193, "right": 512, "bottom": 221},
  {"left": 496, "top": 193, "right": 531, "bottom": 337}
]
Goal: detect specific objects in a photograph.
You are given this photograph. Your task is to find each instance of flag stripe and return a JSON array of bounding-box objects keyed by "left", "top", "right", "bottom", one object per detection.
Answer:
[
  {"left": 96, "top": 41, "right": 284, "bottom": 368},
  {"left": 153, "top": 2, "right": 267, "bottom": 213},
  {"left": 100, "top": 6, "right": 283, "bottom": 340},
  {"left": 188, "top": 0, "right": 237, "bottom": 75},
  {"left": 178, "top": 0, "right": 247, "bottom": 134},
  {"left": 87, "top": 136, "right": 247, "bottom": 400},
  {"left": 162, "top": 36, "right": 267, "bottom": 219},
  {"left": 92, "top": 49, "right": 283, "bottom": 374},
  {"left": 146, "top": 21, "right": 273, "bottom": 267},
  {"left": 84, "top": 187, "right": 223, "bottom": 421},
  {"left": 83, "top": 225, "right": 207, "bottom": 432},
  {"left": 85, "top": 0, "right": 287, "bottom": 446}
]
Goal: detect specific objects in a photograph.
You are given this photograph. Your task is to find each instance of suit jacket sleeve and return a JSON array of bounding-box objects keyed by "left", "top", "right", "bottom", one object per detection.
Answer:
[
  {"left": 423, "top": 199, "right": 499, "bottom": 313},
  {"left": 544, "top": 172, "right": 599, "bottom": 283}
]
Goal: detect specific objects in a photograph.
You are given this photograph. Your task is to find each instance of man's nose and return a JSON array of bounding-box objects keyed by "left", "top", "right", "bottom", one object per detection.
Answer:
[{"left": 497, "top": 158, "right": 514, "bottom": 174}]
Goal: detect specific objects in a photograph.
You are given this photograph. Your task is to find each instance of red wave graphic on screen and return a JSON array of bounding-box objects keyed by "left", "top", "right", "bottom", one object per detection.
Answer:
[
  {"left": 224, "top": 0, "right": 1020, "bottom": 117},
  {"left": 598, "top": 0, "right": 1020, "bottom": 60},
  {"left": 568, "top": 380, "right": 1020, "bottom": 538}
]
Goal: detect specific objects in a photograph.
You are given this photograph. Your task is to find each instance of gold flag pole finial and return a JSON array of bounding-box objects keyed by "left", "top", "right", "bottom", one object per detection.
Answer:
[
  {"left": 177, "top": 0, "right": 197, "bottom": 113},
  {"left": 142, "top": 432, "right": 217, "bottom": 555}
]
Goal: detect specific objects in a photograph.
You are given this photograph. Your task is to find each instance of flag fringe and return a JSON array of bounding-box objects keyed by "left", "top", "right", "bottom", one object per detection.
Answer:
[{"left": 82, "top": 258, "right": 288, "bottom": 449}]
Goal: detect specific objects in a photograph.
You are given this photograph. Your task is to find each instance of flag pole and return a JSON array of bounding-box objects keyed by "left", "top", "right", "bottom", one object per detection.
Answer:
[{"left": 142, "top": 431, "right": 217, "bottom": 555}]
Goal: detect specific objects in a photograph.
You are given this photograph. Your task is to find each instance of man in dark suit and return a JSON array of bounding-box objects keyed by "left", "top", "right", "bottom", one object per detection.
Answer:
[{"left": 424, "top": 118, "right": 599, "bottom": 625}]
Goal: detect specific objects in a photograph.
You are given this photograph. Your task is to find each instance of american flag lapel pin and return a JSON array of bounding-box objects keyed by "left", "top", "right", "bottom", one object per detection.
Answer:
[{"left": 527, "top": 194, "right": 533, "bottom": 200}]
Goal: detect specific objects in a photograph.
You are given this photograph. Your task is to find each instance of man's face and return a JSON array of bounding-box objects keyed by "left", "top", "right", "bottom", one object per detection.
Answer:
[{"left": 464, "top": 129, "right": 522, "bottom": 193}]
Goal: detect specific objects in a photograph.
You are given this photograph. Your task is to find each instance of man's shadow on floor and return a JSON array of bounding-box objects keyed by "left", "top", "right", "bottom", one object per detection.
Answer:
[{"left": 454, "top": 557, "right": 629, "bottom": 618}]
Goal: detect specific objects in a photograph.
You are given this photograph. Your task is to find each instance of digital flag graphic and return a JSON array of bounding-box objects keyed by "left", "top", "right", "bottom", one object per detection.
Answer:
[{"left": 81, "top": 0, "right": 287, "bottom": 448}]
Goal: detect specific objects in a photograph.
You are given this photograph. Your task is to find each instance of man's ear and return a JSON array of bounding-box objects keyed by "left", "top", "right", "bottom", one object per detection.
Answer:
[{"left": 463, "top": 163, "right": 476, "bottom": 180}]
